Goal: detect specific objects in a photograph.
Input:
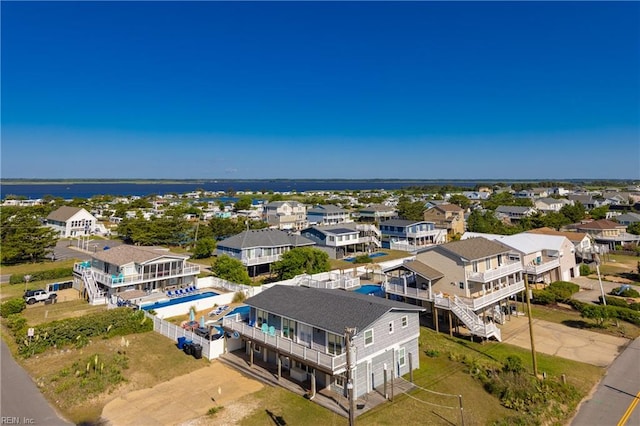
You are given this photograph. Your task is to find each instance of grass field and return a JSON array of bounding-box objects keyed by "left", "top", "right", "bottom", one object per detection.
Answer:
[
  {"left": 239, "top": 327, "right": 604, "bottom": 426},
  {"left": 0, "top": 259, "right": 78, "bottom": 277},
  {"left": 21, "top": 299, "right": 107, "bottom": 326}
]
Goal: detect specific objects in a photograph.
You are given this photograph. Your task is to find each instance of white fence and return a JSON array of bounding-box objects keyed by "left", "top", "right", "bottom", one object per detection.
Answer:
[{"left": 145, "top": 312, "right": 225, "bottom": 360}]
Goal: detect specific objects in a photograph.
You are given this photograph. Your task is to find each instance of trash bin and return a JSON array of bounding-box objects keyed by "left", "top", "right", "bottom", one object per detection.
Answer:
[
  {"left": 183, "top": 340, "right": 193, "bottom": 355},
  {"left": 177, "top": 336, "right": 186, "bottom": 350},
  {"left": 192, "top": 343, "right": 203, "bottom": 359}
]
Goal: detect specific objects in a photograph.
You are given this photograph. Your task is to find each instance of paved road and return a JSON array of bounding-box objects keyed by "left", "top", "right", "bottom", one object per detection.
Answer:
[
  {"left": 572, "top": 337, "right": 640, "bottom": 426},
  {"left": 0, "top": 340, "right": 72, "bottom": 425},
  {"left": 572, "top": 277, "right": 621, "bottom": 305},
  {"left": 52, "top": 239, "right": 123, "bottom": 261}
]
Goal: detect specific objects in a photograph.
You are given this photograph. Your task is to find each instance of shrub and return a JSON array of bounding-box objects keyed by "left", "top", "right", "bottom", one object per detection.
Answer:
[
  {"left": 531, "top": 289, "right": 555, "bottom": 305},
  {"left": 0, "top": 298, "right": 26, "bottom": 317},
  {"left": 579, "top": 264, "right": 592, "bottom": 276},
  {"left": 14, "top": 308, "right": 152, "bottom": 357},
  {"left": 354, "top": 254, "right": 373, "bottom": 264},
  {"left": 610, "top": 286, "right": 640, "bottom": 298},
  {"left": 232, "top": 291, "right": 246, "bottom": 304},
  {"left": 548, "top": 281, "right": 580, "bottom": 300},
  {"left": 503, "top": 355, "right": 524, "bottom": 374},
  {"left": 10, "top": 267, "right": 74, "bottom": 285}
]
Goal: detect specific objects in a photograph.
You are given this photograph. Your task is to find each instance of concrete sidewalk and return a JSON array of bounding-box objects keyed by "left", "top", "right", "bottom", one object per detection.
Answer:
[{"left": 500, "top": 315, "right": 629, "bottom": 367}]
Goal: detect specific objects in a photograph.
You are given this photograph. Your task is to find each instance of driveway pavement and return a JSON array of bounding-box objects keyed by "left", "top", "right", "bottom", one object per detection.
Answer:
[
  {"left": 572, "top": 277, "right": 621, "bottom": 305},
  {"left": 0, "top": 340, "right": 71, "bottom": 425},
  {"left": 53, "top": 239, "right": 123, "bottom": 261},
  {"left": 500, "top": 315, "right": 628, "bottom": 367}
]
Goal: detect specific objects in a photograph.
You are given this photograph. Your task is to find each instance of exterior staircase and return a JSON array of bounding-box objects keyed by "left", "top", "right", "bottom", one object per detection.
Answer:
[
  {"left": 82, "top": 269, "right": 107, "bottom": 305},
  {"left": 448, "top": 296, "right": 502, "bottom": 342}
]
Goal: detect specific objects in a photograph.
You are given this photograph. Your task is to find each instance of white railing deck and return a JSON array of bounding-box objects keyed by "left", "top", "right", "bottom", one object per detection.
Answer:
[
  {"left": 242, "top": 254, "right": 281, "bottom": 266},
  {"left": 466, "top": 261, "right": 522, "bottom": 283},
  {"left": 223, "top": 316, "right": 347, "bottom": 373},
  {"left": 75, "top": 263, "right": 200, "bottom": 287},
  {"left": 525, "top": 258, "right": 560, "bottom": 275}
]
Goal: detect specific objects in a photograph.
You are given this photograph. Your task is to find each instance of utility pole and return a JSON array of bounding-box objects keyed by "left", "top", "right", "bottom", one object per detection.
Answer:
[
  {"left": 594, "top": 252, "right": 606, "bottom": 306},
  {"left": 345, "top": 327, "right": 357, "bottom": 426},
  {"left": 524, "top": 274, "right": 538, "bottom": 377}
]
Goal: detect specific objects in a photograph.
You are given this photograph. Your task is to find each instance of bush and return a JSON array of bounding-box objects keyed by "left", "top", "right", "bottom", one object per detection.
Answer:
[
  {"left": 10, "top": 267, "right": 74, "bottom": 285},
  {"left": 503, "top": 355, "right": 524, "bottom": 374},
  {"left": 0, "top": 298, "right": 26, "bottom": 317},
  {"left": 548, "top": 281, "right": 580, "bottom": 300},
  {"left": 531, "top": 289, "right": 556, "bottom": 305},
  {"left": 232, "top": 291, "right": 246, "bottom": 304},
  {"left": 353, "top": 254, "right": 373, "bottom": 264},
  {"left": 579, "top": 264, "right": 592, "bottom": 276},
  {"left": 14, "top": 308, "right": 152, "bottom": 357},
  {"left": 610, "top": 286, "right": 640, "bottom": 298}
]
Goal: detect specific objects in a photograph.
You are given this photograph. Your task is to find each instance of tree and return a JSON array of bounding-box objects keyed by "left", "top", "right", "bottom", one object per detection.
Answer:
[
  {"left": 448, "top": 194, "right": 470, "bottom": 210},
  {"left": 1, "top": 209, "right": 58, "bottom": 264},
  {"left": 627, "top": 222, "right": 640, "bottom": 235},
  {"left": 271, "top": 247, "right": 331, "bottom": 280},
  {"left": 560, "top": 202, "right": 585, "bottom": 223},
  {"left": 211, "top": 255, "right": 251, "bottom": 285},
  {"left": 397, "top": 197, "right": 425, "bottom": 221},
  {"left": 466, "top": 209, "right": 507, "bottom": 234},
  {"left": 590, "top": 205, "right": 609, "bottom": 220},
  {"left": 116, "top": 215, "right": 191, "bottom": 246},
  {"left": 192, "top": 237, "right": 216, "bottom": 259},
  {"left": 233, "top": 196, "right": 253, "bottom": 211}
]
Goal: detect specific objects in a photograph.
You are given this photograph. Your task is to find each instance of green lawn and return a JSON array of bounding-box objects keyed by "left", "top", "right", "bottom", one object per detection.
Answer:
[
  {"left": 0, "top": 277, "right": 75, "bottom": 301},
  {"left": 0, "top": 258, "right": 78, "bottom": 277},
  {"left": 21, "top": 299, "right": 107, "bottom": 326},
  {"left": 240, "top": 327, "right": 604, "bottom": 426}
]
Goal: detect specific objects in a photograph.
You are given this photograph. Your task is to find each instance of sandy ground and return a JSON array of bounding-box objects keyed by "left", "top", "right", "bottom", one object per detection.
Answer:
[
  {"left": 500, "top": 315, "right": 629, "bottom": 367},
  {"left": 101, "top": 361, "right": 263, "bottom": 426}
]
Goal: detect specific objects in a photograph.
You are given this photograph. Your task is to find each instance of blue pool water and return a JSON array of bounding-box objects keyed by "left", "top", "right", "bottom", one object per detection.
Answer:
[
  {"left": 354, "top": 285, "right": 385, "bottom": 297},
  {"left": 141, "top": 291, "right": 219, "bottom": 310},
  {"left": 225, "top": 305, "right": 250, "bottom": 317},
  {"left": 343, "top": 252, "right": 388, "bottom": 262}
]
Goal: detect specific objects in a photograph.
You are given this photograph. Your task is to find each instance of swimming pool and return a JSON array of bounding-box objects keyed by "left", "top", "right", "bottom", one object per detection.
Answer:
[
  {"left": 225, "top": 305, "right": 250, "bottom": 317},
  {"left": 141, "top": 291, "right": 219, "bottom": 310},
  {"left": 343, "top": 252, "right": 388, "bottom": 263},
  {"left": 354, "top": 284, "right": 385, "bottom": 296}
]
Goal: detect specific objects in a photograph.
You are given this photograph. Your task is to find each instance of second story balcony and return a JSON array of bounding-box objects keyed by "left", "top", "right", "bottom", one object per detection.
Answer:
[
  {"left": 74, "top": 262, "right": 200, "bottom": 288},
  {"left": 222, "top": 315, "right": 347, "bottom": 374},
  {"left": 524, "top": 257, "right": 560, "bottom": 275},
  {"left": 466, "top": 261, "right": 522, "bottom": 283}
]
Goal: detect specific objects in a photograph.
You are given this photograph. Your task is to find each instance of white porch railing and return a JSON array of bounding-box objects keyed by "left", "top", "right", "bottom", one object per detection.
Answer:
[
  {"left": 462, "top": 280, "right": 525, "bottom": 310},
  {"left": 242, "top": 254, "right": 282, "bottom": 266},
  {"left": 74, "top": 263, "right": 200, "bottom": 288},
  {"left": 450, "top": 296, "right": 501, "bottom": 342},
  {"left": 525, "top": 258, "right": 560, "bottom": 275},
  {"left": 81, "top": 269, "right": 107, "bottom": 305},
  {"left": 466, "top": 261, "right": 522, "bottom": 283},
  {"left": 222, "top": 315, "right": 347, "bottom": 373}
]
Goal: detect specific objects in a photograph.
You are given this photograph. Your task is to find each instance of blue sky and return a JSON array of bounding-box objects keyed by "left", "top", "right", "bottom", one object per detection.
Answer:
[{"left": 2, "top": 1, "right": 639, "bottom": 179}]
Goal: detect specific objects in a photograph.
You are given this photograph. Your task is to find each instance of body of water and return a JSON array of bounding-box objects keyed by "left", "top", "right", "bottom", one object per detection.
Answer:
[{"left": 0, "top": 180, "right": 490, "bottom": 199}]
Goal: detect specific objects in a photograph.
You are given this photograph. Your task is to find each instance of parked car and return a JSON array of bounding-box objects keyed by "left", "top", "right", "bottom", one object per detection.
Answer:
[
  {"left": 23, "top": 289, "right": 57, "bottom": 305},
  {"left": 193, "top": 327, "right": 223, "bottom": 341}
]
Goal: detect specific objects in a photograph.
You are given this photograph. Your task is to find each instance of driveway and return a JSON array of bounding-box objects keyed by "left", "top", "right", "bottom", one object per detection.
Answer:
[
  {"left": 53, "top": 239, "right": 123, "bottom": 261},
  {"left": 0, "top": 340, "right": 71, "bottom": 425},
  {"left": 572, "top": 277, "right": 621, "bottom": 305},
  {"left": 501, "top": 315, "right": 628, "bottom": 367}
]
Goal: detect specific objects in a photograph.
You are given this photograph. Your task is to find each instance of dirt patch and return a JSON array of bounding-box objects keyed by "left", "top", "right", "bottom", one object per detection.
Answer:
[
  {"left": 101, "top": 361, "right": 263, "bottom": 425},
  {"left": 182, "top": 394, "right": 261, "bottom": 426},
  {"left": 603, "top": 275, "right": 635, "bottom": 284}
]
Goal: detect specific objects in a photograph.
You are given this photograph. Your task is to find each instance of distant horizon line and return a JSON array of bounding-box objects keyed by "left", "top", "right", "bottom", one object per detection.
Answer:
[{"left": 2, "top": 177, "right": 638, "bottom": 183}]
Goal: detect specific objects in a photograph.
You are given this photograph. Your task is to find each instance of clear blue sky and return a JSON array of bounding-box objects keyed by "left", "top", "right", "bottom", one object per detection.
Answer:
[{"left": 2, "top": 1, "right": 639, "bottom": 180}]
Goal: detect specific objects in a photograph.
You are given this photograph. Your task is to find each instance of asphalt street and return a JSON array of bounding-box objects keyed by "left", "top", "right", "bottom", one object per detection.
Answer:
[
  {"left": 572, "top": 337, "right": 640, "bottom": 426},
  {"left": 0, "top": 340, "right": 72, "bottom": 425}
]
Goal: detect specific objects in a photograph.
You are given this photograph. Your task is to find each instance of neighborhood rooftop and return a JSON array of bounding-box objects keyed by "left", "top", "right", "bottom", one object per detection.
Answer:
[
  {"left": 91, "top": 245, "right": 188, "bottom": 266},
  {"left": 402, "top": 260, "right": 444, "bottom": 281},
  {"left": 439, "top": 237, "right": 509, "bottom": 260},
  {"left": 244, "top": 285, "right": 424, "bottom": 335},
  {"left": 218, "top": 228, "right": 315, "bottom": 250},
  {"left": 46, "top": 206, "right": 85, "bottom": 221}
]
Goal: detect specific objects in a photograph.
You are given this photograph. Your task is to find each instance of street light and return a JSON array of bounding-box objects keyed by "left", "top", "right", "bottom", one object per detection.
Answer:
[{"left": 24, "top": 274, "right": 32, "bottom": 293}]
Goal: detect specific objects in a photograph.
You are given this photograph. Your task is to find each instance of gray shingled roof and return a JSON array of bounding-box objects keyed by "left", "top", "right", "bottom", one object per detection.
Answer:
[
  {"left": 495, "top": 206, "right": 534, "bottom": 214},
  {"left": 217, "top": 229, "right": 315, "bottom": 250},
  {"left": 308, "top": 204, "right": 347, "bottom": 214},
  {"left": 91, "top": 245, "right": 188, "bottom": 266},
  {"left": 46, "top": 206, "right": 85, "bottom": 222},
  {"left": 306, "top": 224, "right": 359, "bottom": 236},
  {"left": 380, "top": 219, "right": 427, "bottom": 227},
  {"left": 403, "top": 260, "right": 444, "bottom": 281},
  {"left": 265, "top": 201, "right": 304, "bottom": 208},
  {"left": 245, "top": 285, "right": 424, "bottom": 335},
  {"left": 440, "top": 237, "right": 509, "bottom": 261}
]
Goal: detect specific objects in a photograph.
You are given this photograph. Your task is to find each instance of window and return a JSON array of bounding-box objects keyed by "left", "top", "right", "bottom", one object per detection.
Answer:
[
  {"left": 364, "top": 329, "right": 374, "bottom": 347},
  {"left": 472, "top": 261, "right": 478, "bottom": 272},
  {"left": 282, "top": 318, "right": 295, "bottom": 339},
  {"left": 328, "top": 333, "right": 344, "bottom": 355},
  {"left": 497, "top": 254, "right": 503, "bottom": 266},
  {"left": 401, "top": 316, "right": 408, "bottom": 328},
  {"left": 335, "top": 374, "right": 345, "bottom": 389},
  {"left": 256, "top": 309, "right": 267, "bottom": 327},
  {"left": 459, "top": 282, "right": 465, "bottom": 289},
  {"left": 389, "top": 321, "right": 394, "bottom": 334},
  {"left": 398, "top": 348, "right": 406, "bottom": 367},
  {"left": 486, "top": 258, "right": 491, "bottom": 269}
]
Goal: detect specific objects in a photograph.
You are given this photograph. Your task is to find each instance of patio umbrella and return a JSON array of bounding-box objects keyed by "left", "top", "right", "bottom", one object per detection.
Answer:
[
  {"left": 190, "top": 308, "right": 195, "bottom": 322},
  {"left": 200, "top": 315, "right": 205, "bottom": 329}
]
